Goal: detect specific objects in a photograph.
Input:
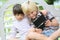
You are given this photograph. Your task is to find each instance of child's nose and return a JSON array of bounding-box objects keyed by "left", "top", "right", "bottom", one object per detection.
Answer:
[{"left": 30, "top": 14, "right": 34, "bottom": 17}]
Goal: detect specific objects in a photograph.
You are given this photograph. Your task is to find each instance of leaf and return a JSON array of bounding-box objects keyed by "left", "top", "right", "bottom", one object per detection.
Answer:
[{"left": 39, "top": 6, "right": 44, "bottom": 10}]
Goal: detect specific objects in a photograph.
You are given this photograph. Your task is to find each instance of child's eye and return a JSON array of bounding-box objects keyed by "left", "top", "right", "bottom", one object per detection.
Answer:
[
  {"left": 31, "top": 12, "right": 33, "bottom": 14},
  {"left": 17, "top": 14, "right": 19, "bottom": 16},
  {"left": 31, "top": 12, "right": 34, "bottom": 14}
]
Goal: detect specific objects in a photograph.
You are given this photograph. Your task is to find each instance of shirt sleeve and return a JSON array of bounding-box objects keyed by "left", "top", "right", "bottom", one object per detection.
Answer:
[{"left": 8, "top": 24, "right": 17, "bottom": 39}]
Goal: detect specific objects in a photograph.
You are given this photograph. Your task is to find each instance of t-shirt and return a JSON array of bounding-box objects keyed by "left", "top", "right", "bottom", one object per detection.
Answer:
[{"left": 8, "top": 17, "right": 31, "bottom": 40}]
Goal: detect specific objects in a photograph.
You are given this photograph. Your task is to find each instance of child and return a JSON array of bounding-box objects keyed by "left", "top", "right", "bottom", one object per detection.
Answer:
[
  {"left": 21, "top": 1, "right": 59, "bottom": 40},
  {"left": 8, "top": 4, "right": 31, "bottom": 40}
]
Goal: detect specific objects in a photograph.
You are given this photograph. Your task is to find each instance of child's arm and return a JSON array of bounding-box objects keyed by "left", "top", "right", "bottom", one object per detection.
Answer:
[
  {"left": 41, "top": 10, "right": 59, "bottom": 27},
  {"left": 40, "top": 10, "right": 48, "bottom": 16},
  {"left": 50, "top": 18, "right": 59, "bottom": 27},
  {"left": 29, "top": 27, "right": 42, "bottom": 33},
  {"left": 29, "top": 22, "right": 43, "bottom": 33},
  {"left": 8, "top": 26, "right": 17, "bottom": 40}
]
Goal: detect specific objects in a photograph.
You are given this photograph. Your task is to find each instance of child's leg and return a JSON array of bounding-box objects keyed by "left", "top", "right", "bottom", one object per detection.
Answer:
[
  {"left": 42, "top": 29, "right": 55, "bottom": 37},
  {"left": 26, "top": 32, "right": 48, "bottom": 40},
  {"left": 48, "top": 29, "right": 60, "bottom": 40}
]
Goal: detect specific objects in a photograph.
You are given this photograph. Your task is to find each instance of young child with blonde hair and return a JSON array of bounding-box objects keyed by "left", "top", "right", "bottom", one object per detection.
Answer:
[{"left": 21, "top": 1, "right": 59, "bottom": 40}]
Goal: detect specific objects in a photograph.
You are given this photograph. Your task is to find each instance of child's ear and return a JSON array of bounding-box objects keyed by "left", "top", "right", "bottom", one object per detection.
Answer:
[{"left": 40, "top": 10, "right": 48, "bottom": 16}]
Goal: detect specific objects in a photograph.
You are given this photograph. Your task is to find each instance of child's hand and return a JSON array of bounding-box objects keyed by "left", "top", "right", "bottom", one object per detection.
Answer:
[
  {"left": 29, "top": 27, "right": 35, "bottom": 32},
  {"left": 45, "top": 20, "right": 51, "bottom": 27},
  {"left": 35, "top": 28, "right": 42, "bottom": 33},
  {"left": 29, "top": 28, "right": 42, "bottom": 34},
  {"left": 40, "top": 10, "right": 48, "bottom": 16}
]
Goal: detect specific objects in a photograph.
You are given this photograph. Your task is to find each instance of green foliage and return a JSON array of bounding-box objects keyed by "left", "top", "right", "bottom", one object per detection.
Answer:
[
  {"left": 35, "top": 2, "right": 44, "bottom": 10},
  {"left": 4, "top": 5, "right": 13, "bottom": 34},
  {"left": 44, "top": 0, "right": 56, "bottom": 5},
  {"left": 0, "top": 0, "right": 8, "bottom": 8},
  {"left": 58, "top": 37, "right": 60, "bottom": 40},
  {"left": 4, "top": 28, "right": 11, "bottom": 33},
  {"left": 39, "top": 6, "right": 44, "bottom": 10},
  {"left": 0, "top": 0, "right": 8, "bottom": 3},
  {"left": 4, "top": 28, "right": 6, "bottom": 32},
  {"left": 35, "top": 2, "right": 39, "bottom": 5},
  {"left": 8, "top": 28, "right": 11, "bottom": 32}
]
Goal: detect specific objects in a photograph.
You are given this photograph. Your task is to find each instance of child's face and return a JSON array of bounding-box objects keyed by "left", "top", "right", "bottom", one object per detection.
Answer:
[
  {"left": 15, "top": 14, "right": 24, "bottom": 21},
  {"left": 27, "top": 11, "right": 37, "bottom": 19}
]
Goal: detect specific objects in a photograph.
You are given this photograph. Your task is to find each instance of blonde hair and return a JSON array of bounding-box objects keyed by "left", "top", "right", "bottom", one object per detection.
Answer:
[{"left": 21, "top": 1, "right": 38, "bottom": 15}]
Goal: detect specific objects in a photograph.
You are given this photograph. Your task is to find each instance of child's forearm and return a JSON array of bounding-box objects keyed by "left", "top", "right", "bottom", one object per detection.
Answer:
[{"left": 51, "top": 19, "right": 59, "bottom": 27}]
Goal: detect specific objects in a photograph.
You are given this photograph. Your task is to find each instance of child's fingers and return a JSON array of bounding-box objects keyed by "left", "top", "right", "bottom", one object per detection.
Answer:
[
  {"left": 45, "top": 20, "right": 49, "bottom": 24},
  {"left": 45, "top": 20, "right": 51, "bottom": 26}
]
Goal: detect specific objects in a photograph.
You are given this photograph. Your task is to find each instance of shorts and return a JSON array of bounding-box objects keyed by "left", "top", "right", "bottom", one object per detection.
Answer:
[{"left": 42, "top": 29, "right": 55, "bottom": 37}]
